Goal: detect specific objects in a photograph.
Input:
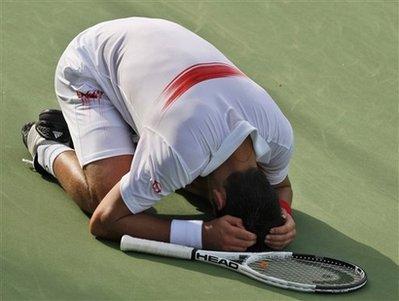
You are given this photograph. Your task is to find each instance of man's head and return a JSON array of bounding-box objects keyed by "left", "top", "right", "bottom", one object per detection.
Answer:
[{"left": 214, "top": 167, "right": 285, "bottom": 251}]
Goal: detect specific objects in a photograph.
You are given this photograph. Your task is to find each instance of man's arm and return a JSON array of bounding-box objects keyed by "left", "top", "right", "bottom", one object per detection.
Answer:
[
  {"left": 265, "top": 176, "right": 296, "bottom": 250},
  {"left": 273, "top": 176, "right": 293, "bottom": 205},
  {"left": 89, "top": 182, "right": 171, "bottom": 241},
  {"left": 89, "top": 181, "right": 256, "bottom": 251}
]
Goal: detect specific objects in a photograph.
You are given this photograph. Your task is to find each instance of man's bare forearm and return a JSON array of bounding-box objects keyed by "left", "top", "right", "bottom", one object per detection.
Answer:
[
  {"left": 107, "top": 211, "right": 171, "bottom": 241},
  {"left": 273, "top": 176, "right": 293, "bottom": 205},
  {"left": 276, "top": 186, "right": 293, "bottom": 205},
  {"left": 90, "top": 182, "right": 171, "bottom": 242}
]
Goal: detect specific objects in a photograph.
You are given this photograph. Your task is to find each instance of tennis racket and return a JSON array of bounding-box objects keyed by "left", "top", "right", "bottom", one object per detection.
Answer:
[{"left": 120, "top": 235, "right": 367, "bottom": 293}]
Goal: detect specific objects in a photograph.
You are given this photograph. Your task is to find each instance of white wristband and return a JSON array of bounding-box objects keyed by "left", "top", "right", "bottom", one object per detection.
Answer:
[{"left": 170, "top": 220, "right": 203, "bottom": 249}]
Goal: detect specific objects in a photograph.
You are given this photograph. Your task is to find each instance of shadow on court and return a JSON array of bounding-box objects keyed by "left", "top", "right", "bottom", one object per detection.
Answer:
[{"left": 99, "top": 204, "right": 398, "bottom": 301}]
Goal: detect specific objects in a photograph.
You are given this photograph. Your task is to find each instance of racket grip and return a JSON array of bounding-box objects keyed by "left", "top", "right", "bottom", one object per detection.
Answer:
[{"left": 120, "top": 235, "right": 194, "bottom": 260}]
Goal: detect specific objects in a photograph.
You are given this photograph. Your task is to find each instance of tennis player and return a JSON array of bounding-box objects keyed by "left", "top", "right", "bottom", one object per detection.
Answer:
[{"left": 22, "top": 17, "right": 295, "bottom": 251}]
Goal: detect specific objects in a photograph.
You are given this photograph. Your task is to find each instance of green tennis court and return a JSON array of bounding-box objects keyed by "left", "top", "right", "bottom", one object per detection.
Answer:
[{"left": 1, "top": 1, "right": 398, "bottom": 300}]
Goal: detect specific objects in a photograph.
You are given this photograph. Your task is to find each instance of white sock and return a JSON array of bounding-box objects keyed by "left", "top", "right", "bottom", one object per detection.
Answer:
[{"left": 36, "top": 144, "right": 73, "bottom": 176}]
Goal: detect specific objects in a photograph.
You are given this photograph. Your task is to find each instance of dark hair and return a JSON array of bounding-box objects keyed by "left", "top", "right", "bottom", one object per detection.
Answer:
[{"left": 218, "top": 168, "right": 285, "bottom": 251}]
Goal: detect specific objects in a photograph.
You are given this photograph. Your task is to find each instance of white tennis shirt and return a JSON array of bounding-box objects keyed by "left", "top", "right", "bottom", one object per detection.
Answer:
[{"left": 69, "top": 17, "right": 294, "bottom": 214}]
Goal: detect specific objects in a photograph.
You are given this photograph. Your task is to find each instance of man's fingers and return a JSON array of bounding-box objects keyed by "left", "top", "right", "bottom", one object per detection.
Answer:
[
  {"left": 221, "top": 232, "right": 256, "bottom": 251},
  {"left": 265, "top": 237, "right": 293, "bottom": 249},
  {"left": 263, "top": 213, "right": 296, "bottom": 250},
  {"left": 217, "top": 215, "right": 257, "bottom": 251},
  {"left": 224, "top": 215, "right": 244, "bottom": 228},
  {"left": 265, "top": 234, "right": 295, "bottom": 249},
  {"left": 266, "top": 242, "right": 285, "bottom": 250},
  {"left": 230, "top": 226, "right": 257, "bottom": 241},
  {"left": 265, "top": 233, "right": 295, "bottom": 242},
  {"left": 265, "top": 237, "right": 293, "bottom": 247},
  {"left": 235, "top": 218, "right": 245, "bottom": 229},
  {"left": 270, "top": 224, "right": 289, "bottom": 235},
  {"left": 229, "top": 237, "right": 256, "bottom": 249},
  {"left": 265, "top": 230, "right": 296, "bottom": 243},
  {"left": 269, "top": 216, "right": 295, "bottom": 235}
]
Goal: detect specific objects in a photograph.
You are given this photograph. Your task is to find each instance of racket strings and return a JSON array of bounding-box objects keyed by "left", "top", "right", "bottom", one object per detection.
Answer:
[{"left": 246, "top": 257, "right": 363, "bottom": 287}]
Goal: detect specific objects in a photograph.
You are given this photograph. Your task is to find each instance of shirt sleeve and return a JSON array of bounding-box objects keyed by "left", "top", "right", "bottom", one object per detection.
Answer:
[
  {"left": 119, "top": 128, "right": 191, "bottom": 214},
  {"left": 259, "top": 143, "right": 294, "bottom": 186}
]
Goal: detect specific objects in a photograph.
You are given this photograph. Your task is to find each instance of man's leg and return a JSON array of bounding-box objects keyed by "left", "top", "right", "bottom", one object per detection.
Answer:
[
  {"left": 49, "top": 47, "right": 137, "bottom": 213},
  {"left": 53, "top": 151, "right": 133, "bottom": 214},
  {"left": 22, "top": 111, "right": 134, "bottom": 214}
]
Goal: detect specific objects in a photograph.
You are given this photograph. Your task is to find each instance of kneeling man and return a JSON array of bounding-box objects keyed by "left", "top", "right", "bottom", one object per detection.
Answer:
[{"left": 22, "top": 17, "right": 295, "bottom": 251}]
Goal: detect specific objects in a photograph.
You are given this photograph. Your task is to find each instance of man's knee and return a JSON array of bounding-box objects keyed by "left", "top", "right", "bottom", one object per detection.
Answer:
[
  {"left": 86, "top": 183, "right": 108, "bottom": 213},
  {"left": 73, "top": 178, "right": 109, "bottom": 214},
  {"left": 84, "top": 175, "right": 122, "bottom": 214}
]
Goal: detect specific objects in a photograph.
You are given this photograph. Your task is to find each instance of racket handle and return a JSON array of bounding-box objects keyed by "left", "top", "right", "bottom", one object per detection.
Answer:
[{"left": 120, "top": 235, "right": 194, "bottom": 260}]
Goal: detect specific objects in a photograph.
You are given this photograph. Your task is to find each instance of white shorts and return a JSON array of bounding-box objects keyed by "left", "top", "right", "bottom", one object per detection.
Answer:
[{"left": 54, "top": 46, "right": 136, "bottom": 167}]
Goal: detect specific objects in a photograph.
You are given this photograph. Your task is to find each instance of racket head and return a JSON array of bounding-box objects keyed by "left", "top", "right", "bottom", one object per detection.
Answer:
[{"left": 242, "top": 252, "right": 367, "bottom": 293}]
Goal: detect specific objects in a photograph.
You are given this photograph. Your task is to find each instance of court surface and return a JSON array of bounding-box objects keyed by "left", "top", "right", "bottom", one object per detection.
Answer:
[{"left": 1, "top": 1, "right": 398, "bottom": 300}]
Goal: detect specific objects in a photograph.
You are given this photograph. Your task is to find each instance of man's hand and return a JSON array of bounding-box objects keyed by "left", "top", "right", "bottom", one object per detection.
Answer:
[
  {"left": 203, "top": 215, "right": 257, "bottom": 251},
  {"left": 265, "top": 209, "right": 296, "bottom": 250}
]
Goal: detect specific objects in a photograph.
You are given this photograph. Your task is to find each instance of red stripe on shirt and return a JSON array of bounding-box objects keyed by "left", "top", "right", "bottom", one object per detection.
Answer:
[{"left": 161, "top": 62, "right": 245, "bottom": 110}]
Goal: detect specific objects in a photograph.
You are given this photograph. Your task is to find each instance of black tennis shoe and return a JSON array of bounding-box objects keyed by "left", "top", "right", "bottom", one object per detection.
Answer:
[
  {"left": 36, "top": 109, "right": 71, "bottom": 145},
  {"left": 21, "top": 109, "right": 72, "bottom": 176},
  {"left": 21, "top": 121, "right": 53, "bottom": 176},
  {"left": 21, "top": 121, "right": 35, "bottom": 149}
]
